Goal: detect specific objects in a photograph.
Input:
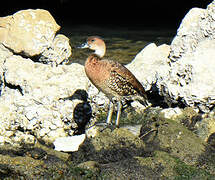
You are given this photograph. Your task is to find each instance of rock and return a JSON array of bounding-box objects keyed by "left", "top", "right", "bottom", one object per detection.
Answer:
[
  {"left": 125, "top": 43, "right": 171, "bottom": 107},
  {"left": 39, "top": 34, "right": 72, "bottom": 65},
  {"left": 77, "top": 161, "right": 100, "bottom": 173},
  {"left": 160, "top": 107, "right": 183, "bottom": 120},
  {"left": 0, "top": 9, "right": 60, "bottom": 56},
  {"left": 0, "top": 53, "right": 90, "bottom": 145},
  {"left": 0, "top": 9, "right": 71, "bottom": 65},
  {"left": 169, "top": 8, "right": 206, "bottom": 62},
  {"left": 127, "top": 43, "right": 170, "bottom": 92},
  {"left": 0, "top": 9, "right": 89, "bottom": 146},
  {"left": 54, "top": 134, "right": 86, "bottom": 152},
  {"left": 195, "top": 111, "right": 215, "bottom": 141},
  {"left": 122, "top": 125, "right": 142, "bottom": 136},
  {"left": 155, "top": 1, "right": 215, "bottom": 112},
  {"left": 125, "top": 0, "right": 215, "bottom": 113}
]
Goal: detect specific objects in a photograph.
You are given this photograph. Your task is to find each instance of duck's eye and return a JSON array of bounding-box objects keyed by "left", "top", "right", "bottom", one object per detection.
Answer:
[{"left": 91, "top": 39, "right": 95, "bottom": 42}]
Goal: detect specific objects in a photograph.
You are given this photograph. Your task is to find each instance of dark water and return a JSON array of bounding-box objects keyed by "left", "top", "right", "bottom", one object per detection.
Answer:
[{"left": 60, "top": 25, "right": 175, "bottom": 65}]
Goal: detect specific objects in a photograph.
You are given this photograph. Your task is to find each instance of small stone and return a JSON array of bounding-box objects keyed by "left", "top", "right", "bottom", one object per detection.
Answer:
[
  {"left": 77, "top": 161, "right": 100, "bottom": 173},
  {"left": 85, "top": 126, "right": 100, "bottom": 138},
  {"left": 50, "top": 124, "right": 57, "bottom": 130},
  {"left": 27, "top": 118, "right": 38, "bottom": 130},
  {"left": 161, "top": 108, "right": 183, "bottom": 120},
  {"left": 54, "top": 134, "right": 86, "bottom": 152}
]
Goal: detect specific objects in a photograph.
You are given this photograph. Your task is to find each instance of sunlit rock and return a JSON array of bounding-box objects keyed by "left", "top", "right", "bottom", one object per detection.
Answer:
[
  {"left": 0, "top": 53, "right": 89, "bottom": 145},
  {"left": 0, "top": 9, "right": 71, "bottom": 65},
  {"left": 54, "top": 134, "right": 86, "bottom": 152},
  {"left": 0, "top": 9, "right": 60, "bottom": 56},
  {"left": 128, "top": 1, "right": 215, "bottom": 113},
  {"left": 40, "top": 34, "right": 72, "bottom": 65},
  {"left": 157, "top": 2, "right": 215, "bottom": 112},
  {"left": 127, "top": 43, "right": 170, "bottom": 92}
]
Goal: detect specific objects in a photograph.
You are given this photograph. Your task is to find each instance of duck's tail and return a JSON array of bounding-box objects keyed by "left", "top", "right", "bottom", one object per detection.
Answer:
[{"left": 136, "top": 94, "right": 149, "bottom": 107}]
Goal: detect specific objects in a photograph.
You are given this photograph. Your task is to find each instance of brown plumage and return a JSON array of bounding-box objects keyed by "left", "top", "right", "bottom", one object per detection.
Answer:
[{"left": 79, "top": 36, "right": 148, "bottom": 126}]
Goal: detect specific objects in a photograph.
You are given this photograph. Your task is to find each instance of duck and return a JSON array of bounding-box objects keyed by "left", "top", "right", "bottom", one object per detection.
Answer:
[{"left": 79, "top": 36, "right": 148, "bottom": 126}]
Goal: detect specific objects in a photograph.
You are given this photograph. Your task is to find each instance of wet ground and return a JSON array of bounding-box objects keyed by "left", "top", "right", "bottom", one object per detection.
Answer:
[
  {"left": 1, "top": 107, "right": 215, "bottom": 179},
  {"left": 60, "top": 25, "right": 175, "bottom": 65}
]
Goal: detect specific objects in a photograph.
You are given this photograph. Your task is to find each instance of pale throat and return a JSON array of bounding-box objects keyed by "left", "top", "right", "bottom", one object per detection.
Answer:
[{"left": 95, "top": 48, "right": 105, "bottom": 58}]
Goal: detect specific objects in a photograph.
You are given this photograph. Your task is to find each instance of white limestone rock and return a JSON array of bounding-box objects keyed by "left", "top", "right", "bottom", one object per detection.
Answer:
[{"left": 54, "top": 134, "right": 86, "bottom": 152}]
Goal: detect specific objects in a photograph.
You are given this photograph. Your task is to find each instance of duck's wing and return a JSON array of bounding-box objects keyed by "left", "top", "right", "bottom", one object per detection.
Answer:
[{"left": 102, "top": 59, "right": 147, "bottom": 99}]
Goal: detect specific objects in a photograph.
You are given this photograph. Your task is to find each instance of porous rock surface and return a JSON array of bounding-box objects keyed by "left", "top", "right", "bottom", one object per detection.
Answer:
[
  {"left": 128, "top": 1, "right": 215, "bottom": 113},
  {"left": 0, "top": 9, "right": 88, "bottom": 145},
  {"left": 158, "top": 2, "right": 215, "bottom": 112},
  {"left": 0, "top": 9, "right": 71, "bottom": 65}
]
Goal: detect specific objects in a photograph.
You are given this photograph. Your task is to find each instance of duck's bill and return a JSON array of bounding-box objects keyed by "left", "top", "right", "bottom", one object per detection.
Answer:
[{"left": 77, "top": 42, "right": 89, "bottom": 49}]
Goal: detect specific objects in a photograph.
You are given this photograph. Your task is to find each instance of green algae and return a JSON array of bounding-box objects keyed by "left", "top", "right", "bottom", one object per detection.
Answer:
[
  {"left": 1, "top": 107, "right": 215, "bottom": 179},
  {"left": 136, "top": 150, "right": 213, "bottom": 179},
  {"left": 175, "top": 107, "right": 201, "bottom": 130},
  {"left": 96, "top": 105, "right": 150, "bottom": 126},
  {"left": 84, "top": 106, "right": 215, "bottom": 178},
  {"left": 173, "top": 158, "right": 213, "bottom": 180}
]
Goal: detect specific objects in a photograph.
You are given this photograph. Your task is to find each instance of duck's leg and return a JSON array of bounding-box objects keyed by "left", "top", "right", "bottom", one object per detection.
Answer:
[
  {"left": 106, "top": 100, "right": 114, "bottom": 124},
  {"left": 115, "top": 101, "right": 122, "bottom": 127}
]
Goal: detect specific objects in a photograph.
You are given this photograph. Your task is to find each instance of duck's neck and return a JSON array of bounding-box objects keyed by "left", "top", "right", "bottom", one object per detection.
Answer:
[
  {"left": 87, "top": 54, "right": 101, "bottom": 63},
  {"left": 94, "top": 48, "right": 105, "bottom": 58},
  {"left": 94, "top": 42, "right": 106, "bottom": 58}
]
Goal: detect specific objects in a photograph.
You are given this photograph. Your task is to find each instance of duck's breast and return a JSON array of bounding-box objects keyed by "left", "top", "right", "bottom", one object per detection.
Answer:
[{"left": 85, "top": 58, "right": 112, "bottom": 90}]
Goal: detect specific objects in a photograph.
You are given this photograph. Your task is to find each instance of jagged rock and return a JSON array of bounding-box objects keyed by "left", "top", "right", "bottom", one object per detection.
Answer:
[
  {"left": 0, "top": 9, "right": 60, "bottom": 56},
  {"left": 169, "top": 8, "right": 206, "bottom": 62},
  {"left": 127, "top": 1, "right": 215, "bottom": 112},
  {"left": 126, "top": 43, "right": 171, "bottom": 107},
  {"left": 39, "top": 34, "right": 72, "bottom": 65},
  {"left": 0, "top": 9, "right": 84, "bottom": 145},
  {"left": 0, "top": 52, "right": 90, "bottom": 145},
  {"left": 156, "top": 1, "right": 215, "bottom": 112},
  {"left": 0, "top": 9, "right": 71, "bottom": 65}
]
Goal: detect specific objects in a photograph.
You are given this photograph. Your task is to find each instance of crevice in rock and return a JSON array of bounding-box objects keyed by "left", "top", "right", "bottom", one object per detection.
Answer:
[
  {"left": 3, "top": 72, "right": 24, "bottom": 96},
  {"left": 2, "top": 44, "right": 41, "bottom": 62},
  {"left": 146, "top": 83, "right": 186, "bottom": 109}
]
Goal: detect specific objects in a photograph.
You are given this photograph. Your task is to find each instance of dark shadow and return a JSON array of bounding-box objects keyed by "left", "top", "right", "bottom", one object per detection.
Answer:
[
  {"left": 60, "top": 89, "right": 92, "bottom": 135},
  {"left": 0, "top": 164, "right": 15, "bottom": 179},
  {"left": 3, "top": 72, "right": 24, "bottom": 96},
  {"left": 2, "top": 44, "right": 42, "bottom": 63},
  {"left": 146, "top": 83, "right": 169, "bottom": 108},
  {"left": 146, "top": 81, "right": 187, "bottom": 109}
]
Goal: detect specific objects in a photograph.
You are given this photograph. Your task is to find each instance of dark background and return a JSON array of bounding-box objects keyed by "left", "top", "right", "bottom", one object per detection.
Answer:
[{"left": 0, "top": 0, "right": 212, "bottom": 29}]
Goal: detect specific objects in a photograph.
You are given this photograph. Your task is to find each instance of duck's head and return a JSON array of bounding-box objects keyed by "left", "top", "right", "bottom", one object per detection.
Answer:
[{"left": 79, "top": 36, "right": 106, "bottom": 58}]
